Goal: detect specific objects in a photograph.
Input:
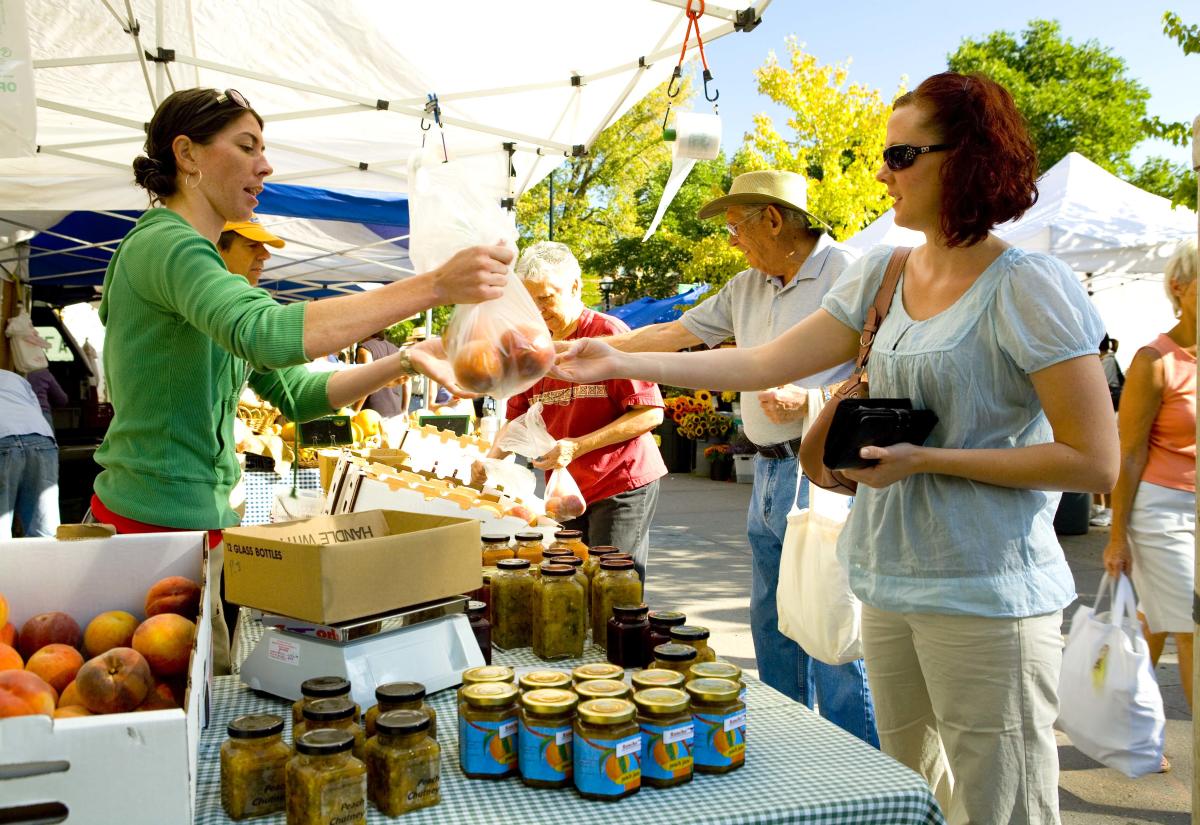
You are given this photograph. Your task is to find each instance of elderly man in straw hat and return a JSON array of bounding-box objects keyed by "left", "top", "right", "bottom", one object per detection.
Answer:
[{"left": 601, "top": 170, "right": 878, "bottom": 745}]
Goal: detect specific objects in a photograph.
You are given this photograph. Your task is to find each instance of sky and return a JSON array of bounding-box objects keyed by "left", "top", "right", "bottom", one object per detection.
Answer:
[{"left": 700, "top": 0, "right": 1195, "bottom": 169}]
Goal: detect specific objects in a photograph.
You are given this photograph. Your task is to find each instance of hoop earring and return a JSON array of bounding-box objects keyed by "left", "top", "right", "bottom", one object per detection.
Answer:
[{"left": 184, "top": 170, "right": 203, "bottom": 189}]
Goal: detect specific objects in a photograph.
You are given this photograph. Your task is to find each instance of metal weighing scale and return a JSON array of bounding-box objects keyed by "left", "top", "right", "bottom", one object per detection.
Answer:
[{"left": 239, "top": 596, "right": 484, "bottom": 710}]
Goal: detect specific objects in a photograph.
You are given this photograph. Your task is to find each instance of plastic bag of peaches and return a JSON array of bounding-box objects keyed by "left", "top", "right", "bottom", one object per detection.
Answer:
[
  {"left": 497, "top": 402, "right": 587, "bottom": 521},
  {"left": 407, "top": 150, "right": 556, "bottom": 398}
]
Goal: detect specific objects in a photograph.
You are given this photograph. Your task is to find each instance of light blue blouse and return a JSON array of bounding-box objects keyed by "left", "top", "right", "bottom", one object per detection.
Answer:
[{"left": 821, "top": 245, "right": 1104, "bottom": 617}]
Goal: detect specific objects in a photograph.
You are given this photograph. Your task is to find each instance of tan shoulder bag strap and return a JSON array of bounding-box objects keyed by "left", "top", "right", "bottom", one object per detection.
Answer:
[{"left": 852, "top": 247, "right": 911, "bottom": 374}]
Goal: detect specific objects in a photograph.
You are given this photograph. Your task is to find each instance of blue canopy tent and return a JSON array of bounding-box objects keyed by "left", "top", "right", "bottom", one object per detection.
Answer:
[{"left": 606, "top": 284, "right": 709, "bottom": 329}]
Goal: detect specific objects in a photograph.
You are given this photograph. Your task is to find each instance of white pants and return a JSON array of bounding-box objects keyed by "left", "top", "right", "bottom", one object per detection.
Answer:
[{"left": 861, "top": 605, "right": 1063, "bottom": 825}]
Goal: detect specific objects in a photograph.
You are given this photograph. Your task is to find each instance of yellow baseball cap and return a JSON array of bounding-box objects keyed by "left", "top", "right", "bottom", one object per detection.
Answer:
[{"left": 222, "top": 219, "right": 285, "bottom": 248}]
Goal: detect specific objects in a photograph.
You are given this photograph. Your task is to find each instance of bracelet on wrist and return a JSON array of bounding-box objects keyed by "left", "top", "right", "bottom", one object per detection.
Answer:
[{"left": 397, "top": 346, "right": 420, "bottom": 377}]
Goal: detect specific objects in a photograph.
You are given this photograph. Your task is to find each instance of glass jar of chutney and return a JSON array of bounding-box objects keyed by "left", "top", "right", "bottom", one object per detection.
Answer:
[
  {"left": 575, "top": 678, "right": 632, "bottom": 702},
  {"left": 631, "top": 668, "right": 686, "bottom": 692},
  {"left": 459, "top": 682, "right": 520, "bottom": 779},
  {"left": 514, "top": 531, "right": 545, "bottom": 565},
  {"left": 292, "top": 676, "right": 359, "bottom": 728},
  {"left": 518, "top": 669, "right": 572, "bottom": 694},
  {"left": 581, "top": 545, "right": 618, "bottom": 584},
  {"left": 591, "top": 558, "right": 642, "bottom": 649},
  {"left": 492, "top": 558, "right": 534, "bottom": 649},
  {"left": 518, "top": 688, "right": 578, "bottom": 789},
  {"left": 688, "top": 661, "right": 746, "bottom": 703},
  {"left": 550, "top": 528, "right": 588, "bottom": 560},
  {"left": 531, "top": 563, "right": 586, "bottom": 660},
  {"left": 299, "top": 697, "right": 366, "bottom": 760},
  {"left": 686, "top": 678, "right": 745, "bottom": 774},
  {"left": 541, "top": 547, "right": 574, "bottom": 562},
  {"left": 606, "top": 603, "right": 650, "bottom": 668},
  {"left": 646, "top": 610, "right": 687, "bottom": 652},
  {"left": 286, "top": 729, "right": 367, "bottom": 825},
  {"left": 220, "top": 713, "right": 290, "bottom": 820},
  {"left": 481, "top": 533, "right": 514, "bottom": 566},
  {"left": 652, "top": 643, "right": 698, "bottom": 675},
  {"left": 670, "top": 625, "right": 716, "bottom": 663},
  {"left": 364, "top": 682, "right": 437, "bottom": 740},
  {"left": 550, "top": 554, "right": 590, "bottom": 619},
  {"left": 572, "top": 698, "right": 641, "bottom": 800},
  {"left": 633, "top": 688, "right": 694, "bottom": 788},
  {"left": 466, "top": 600, "right": 492, "bottom": 665},
  {"left": 571, "top": 662, "right": 624, "bottom": 686},
  {"left": 365, "top": 710, "right": 440, "bottom": 816}
]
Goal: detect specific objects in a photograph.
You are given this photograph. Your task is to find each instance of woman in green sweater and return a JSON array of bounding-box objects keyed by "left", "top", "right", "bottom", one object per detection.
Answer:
[{"left": 92, "top": 88, "right": 511, "bottom": 670}]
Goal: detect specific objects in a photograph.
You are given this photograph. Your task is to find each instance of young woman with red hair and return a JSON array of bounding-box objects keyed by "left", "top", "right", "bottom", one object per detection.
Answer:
[{"left": 555, "top": 72, "right": 1118, "bottom": 824}]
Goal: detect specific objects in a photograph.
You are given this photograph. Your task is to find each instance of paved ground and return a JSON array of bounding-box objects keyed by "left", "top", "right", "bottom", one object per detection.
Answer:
[{"left": 643, "top": 472, "right": 1192, "bottom": 825}]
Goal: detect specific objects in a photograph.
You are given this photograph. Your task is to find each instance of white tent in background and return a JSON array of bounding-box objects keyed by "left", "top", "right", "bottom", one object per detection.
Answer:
[{"left": 845, "top": 152, "right": 1197, "bottom": 363}]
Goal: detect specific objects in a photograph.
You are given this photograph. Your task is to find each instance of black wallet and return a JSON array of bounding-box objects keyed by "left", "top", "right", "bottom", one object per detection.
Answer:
[{"left": 822, "top": 398, "right": 938, "bottom": 470}]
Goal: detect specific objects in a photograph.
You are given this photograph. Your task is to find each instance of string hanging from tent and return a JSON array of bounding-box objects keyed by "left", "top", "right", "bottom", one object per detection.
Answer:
[
  {"left": 663, "top": 0, "right": 719, "bottom": 132},
  {"left": 420, "top": 93, "right": 450, "bottom": 162}
]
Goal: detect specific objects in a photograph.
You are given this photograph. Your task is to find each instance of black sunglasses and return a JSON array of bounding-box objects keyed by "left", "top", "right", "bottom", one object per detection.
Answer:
[{"left": 882, "top": 143, "right": 953, "bottom": 171}]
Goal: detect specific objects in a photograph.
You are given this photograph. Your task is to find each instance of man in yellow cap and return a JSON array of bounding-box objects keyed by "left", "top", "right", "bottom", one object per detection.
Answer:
[{"left": 218, "top": 219, "right": 285, "bottom": 286}]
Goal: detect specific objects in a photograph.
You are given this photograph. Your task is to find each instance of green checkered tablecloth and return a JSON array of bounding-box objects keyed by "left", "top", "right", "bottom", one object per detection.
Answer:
[{"left": 195, "top": 615, "right": 944, "bottom": 825}]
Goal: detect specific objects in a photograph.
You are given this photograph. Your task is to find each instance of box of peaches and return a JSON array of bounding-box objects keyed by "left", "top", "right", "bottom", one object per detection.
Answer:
[{"left": 0, "top": 529, "right": 210, "bottom": 825}]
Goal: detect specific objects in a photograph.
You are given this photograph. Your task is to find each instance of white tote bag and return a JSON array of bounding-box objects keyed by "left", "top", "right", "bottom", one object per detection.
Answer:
[
  {"left": 776, "top": 481, "right": 862, "bottom": 665},
  {"left": 1057, "top": 573, "right": 1165, "bottom": 778}
]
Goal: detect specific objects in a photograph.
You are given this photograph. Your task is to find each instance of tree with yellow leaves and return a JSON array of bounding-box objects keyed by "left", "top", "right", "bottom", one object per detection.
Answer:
[{"left": 738, "top": 36, "right": 903, "bottom": 241}]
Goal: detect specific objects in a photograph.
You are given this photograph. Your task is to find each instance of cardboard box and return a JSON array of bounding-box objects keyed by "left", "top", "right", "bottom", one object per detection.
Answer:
[
  {"left": 0, "top": 532, "right": 211, "bottom": 825},
  {"left": 222, "top": 510, "right": 481, "bottom": 624}
]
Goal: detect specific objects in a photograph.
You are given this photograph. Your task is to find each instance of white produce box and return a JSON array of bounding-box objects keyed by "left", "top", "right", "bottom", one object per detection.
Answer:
[{"left": 0, "top": 532, "right": 211, "bottom": 825}]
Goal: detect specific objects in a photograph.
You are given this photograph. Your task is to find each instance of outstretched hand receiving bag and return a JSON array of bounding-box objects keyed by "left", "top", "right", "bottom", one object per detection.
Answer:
[
  {"left": 407, "top": 150, "right": 555, "bottom": 397},
  {"left": 544, "top": 466, "right": 586, "bottom": 521}
]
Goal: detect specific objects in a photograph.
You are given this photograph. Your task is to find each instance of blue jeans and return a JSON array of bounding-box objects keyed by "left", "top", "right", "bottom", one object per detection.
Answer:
[
  {"left": 0, "top": 434, "right": 60, "bottom": 538},
  {"left": 748, "top": 454, "right": 879, "bottom": 746}
]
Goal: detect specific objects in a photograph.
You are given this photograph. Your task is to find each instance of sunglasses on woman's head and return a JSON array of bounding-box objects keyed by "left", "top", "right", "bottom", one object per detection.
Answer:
[
  {"left": 882, "top": 143, "right": 953, "bottom": 171},
  {"left": 201, "top": 88, "right": 251, "bottom": 112}
]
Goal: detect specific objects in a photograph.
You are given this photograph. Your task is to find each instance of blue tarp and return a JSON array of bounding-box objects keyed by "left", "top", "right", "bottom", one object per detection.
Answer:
[{"left": 606, "top": 284, "right": 709, "bottom": 328}]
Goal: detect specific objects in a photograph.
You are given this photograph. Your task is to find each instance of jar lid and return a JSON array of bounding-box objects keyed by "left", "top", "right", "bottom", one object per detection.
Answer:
[
  {"left": 542, "top": 548, "right": 574, "bottom": 557},
  {"left": 539, "top": 562, "right": 575, "bottom": 577},
  {"left": 685, "top": 677, "right": 741, "bottom": 704},
  {"left": 463, "top": 682, "right": 519, "bottom": 707},
  {"left": 296, "top": 728, "right": 355, "bottom": 756},
  {"left": 466, "top": 600, "right": 487, "bottom": 616},
  {"left": 670, "top": 625, "right": 710, "bottom": 642},
  {"left": 462, "top": 665, "right": 515, "bottom": 685},
  {"left": 632, "top": 687, "right": 689, "bottom": 715},
  {"left": 515, "top": 531, "right": 543, "bottom": 542},
  {"left": 375, "top": 681, "right": 426, "bottom": 704},
  {"left": 688, "top": 662, "right": 742, "bottom": 682},
  {"left": 521, "top": 688, "right": 579, "bottom": 715},
  {"left": 481, "top": 533, "right": 511, "bottom": 544},
  {"left": 301, "top": 696, "right": 356, "bottom": 722},
  {"left": 497, "top": 558, "right": 532, "bottom": 570},
  {"left": 653, "top": 643, "right": 698, "bottom": 663},
  {"left": 553, "top": 529, "right": 584, "bottom": 540},
  {"left": 598, "top": 558, "right": 635, "bottom": 571},
  {"left": 612, "top": 603, "right": 648, "bottom": 620},
  {"left": 572, "top": 663, "right": 624, "bottom": 682},
  {"left": 577, "top": 697, "right": 635, "bottom": 725},
  {"left": 647, "top": 610, "right": 687, "bottom": 628},
  {"left": 376, "top": 709, "right": 431, "bottom": 736},
  {"left": 575, "top": 679, "right": 631, "bottom": 700},
  {"left": 631, "top": 668, "right": 686, "bottom": 691},
  {"left": 300, "top": 675, "right": 351, "bottom": 698},
  {"left": 588, "top": 545, "right": 619, "bottom": 556},
  {"left": 227, "top": 713, "right": 284, "bottom": 739},
  {"left": 519, "top": 670, "right": 572, "bottom": 692},
  {"left": 555, "top": 555, "right": 583, "bottom": 568}
]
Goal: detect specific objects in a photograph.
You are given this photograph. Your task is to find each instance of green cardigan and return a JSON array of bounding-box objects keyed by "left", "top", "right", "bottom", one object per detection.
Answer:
[{"left": 95, "top": 209, "right": 334, "bottom": 529}]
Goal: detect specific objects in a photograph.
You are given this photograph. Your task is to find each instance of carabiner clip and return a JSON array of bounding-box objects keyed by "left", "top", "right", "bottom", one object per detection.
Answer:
[{"left": 702, "top": 68, "right": 719, "bottom": 102}]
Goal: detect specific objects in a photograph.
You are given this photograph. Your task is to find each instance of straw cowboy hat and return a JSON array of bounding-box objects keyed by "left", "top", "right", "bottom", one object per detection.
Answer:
[{"left": 697, "top": 170, "right": 832, "bottom": 232}]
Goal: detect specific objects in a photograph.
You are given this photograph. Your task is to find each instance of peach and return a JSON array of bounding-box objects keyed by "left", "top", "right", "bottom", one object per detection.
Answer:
[
  {"left": 25, "top": 644, "right": 84, "bottom": 695},
  {"left": 0, "top": 670, "right": 57, "bottom": 718},
  {"left": 453, "top": 340, "right": 503, "bottom": 394},
  {"left": 0, "top": 622, "right": 17, "bottom": 649},
  {"left": 0, "top": 592, "right": 7, "bottom": 627},
  {"left": 144, "top": 576, "right": 202, "bottom": 621},
  {"left": 83, "top": 610, "right": 139, "bottom": 658},
  {"left": 0, "top": 643, "right": 22, "bottom": 672},
  {"left": 137, "top": 682, "right": 179, "bottom": 711},
  {"left": 54, "top": 705, "right": 93, "bottom": 719},
  {"left": 58, "top": 680, "right": 82, "bottom": 708},
  {"left": 75, "top": 647, "right": 152, "bottom": 714},
  {"left": 18, "top": 612, "right": 81, "bottom": 660},
  {"left": 132, "top": 614, "right": 195, "bottom": 678}
]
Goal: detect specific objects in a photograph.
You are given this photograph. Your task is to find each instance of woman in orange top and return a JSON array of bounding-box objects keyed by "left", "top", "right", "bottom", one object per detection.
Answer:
[{"left": 1104, "top": 238, "right": 1197, "bottom": 730}]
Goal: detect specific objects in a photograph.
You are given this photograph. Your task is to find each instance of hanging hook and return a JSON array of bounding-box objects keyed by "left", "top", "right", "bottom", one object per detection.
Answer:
[
  {"left": 666, "top": 66, "right": 684, "bottom": 99},
  {"left": 702, "top": 69, "right": 719, "bottom": 102}
]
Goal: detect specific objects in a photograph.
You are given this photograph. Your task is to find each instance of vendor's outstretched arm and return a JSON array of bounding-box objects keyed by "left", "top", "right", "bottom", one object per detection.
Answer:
[
  {"left": 604, "top": 320, "right": 704, "bottom": 353},
  {"left": 554, "top": 309, "right": 859, "bottom": 392}
]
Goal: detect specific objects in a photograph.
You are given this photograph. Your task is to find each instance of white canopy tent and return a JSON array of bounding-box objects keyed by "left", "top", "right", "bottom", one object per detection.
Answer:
[
  {"left": 845, "top": 151, "right": 1198, "bottom": 362},
  {"left": 0, "top": 0, "right": 770, "bottom": 299}
]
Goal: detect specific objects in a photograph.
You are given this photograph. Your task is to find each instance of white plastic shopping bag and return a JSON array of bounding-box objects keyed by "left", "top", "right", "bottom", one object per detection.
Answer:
[
  {"left": 496, "top": 402, "right": 586, "bottom": 521},
  {"left": 1057, "top": 573, "right": 1165, "bottom": 778},
  {"left": 776, "top": 483, "right": 861, "bottom": 665}
]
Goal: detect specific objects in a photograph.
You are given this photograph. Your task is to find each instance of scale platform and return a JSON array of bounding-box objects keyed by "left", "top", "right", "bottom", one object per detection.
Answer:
[{"left": 239, "top": 596, "right": 484, "bottom": 709}]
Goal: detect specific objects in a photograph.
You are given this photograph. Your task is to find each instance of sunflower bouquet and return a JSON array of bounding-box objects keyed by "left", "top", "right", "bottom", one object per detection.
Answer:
[{"left": 663, "top": 390, "right": 732, "bottom": 440}]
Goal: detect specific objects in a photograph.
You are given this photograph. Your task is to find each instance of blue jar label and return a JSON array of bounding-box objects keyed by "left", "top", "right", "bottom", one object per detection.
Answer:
[
  {"left": 460, "top": 715, "right": 518, "bottom": 776},
  {"left": 573, "top": 731, "right": 641, "bottom": 796},
  {"left": 640, "top": 721, "right": 694, "bottom": 781},
  {"left": 693, "top": 710, "right": 745, "bottom": 768},
  {"left": 519, "top": 719, "right": 573, "bottom": 782}
]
